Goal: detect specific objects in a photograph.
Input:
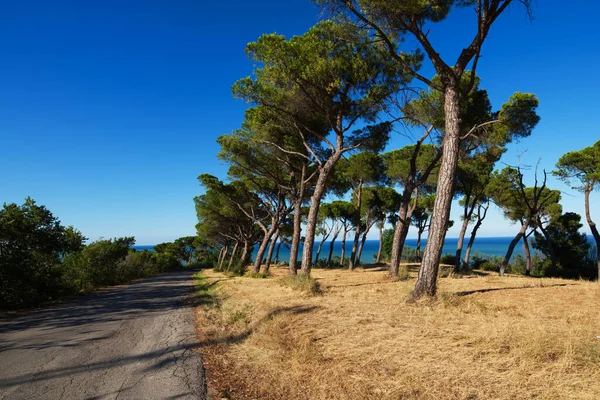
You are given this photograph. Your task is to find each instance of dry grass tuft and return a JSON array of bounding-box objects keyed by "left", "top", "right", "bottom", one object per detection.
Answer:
[
  {"left": 278, "top": 274, "right": 322, "bottom": 295},
  {"left": 195, "top": 266, "right": 600, "bottom": 400}
]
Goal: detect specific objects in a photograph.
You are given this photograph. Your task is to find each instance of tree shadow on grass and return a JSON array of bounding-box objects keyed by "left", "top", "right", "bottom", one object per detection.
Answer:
[{"left": 454, "top": 283, "right": 578, "bottom": 297}]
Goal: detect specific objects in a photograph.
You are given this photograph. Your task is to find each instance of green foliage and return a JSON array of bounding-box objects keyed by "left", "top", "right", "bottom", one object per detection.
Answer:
[
  {"left": 440, "top": 254, "right": 456, "bottom": 265},
  {"left": 382, "top": 144, "right": 439, "bottom": 187},
  {"left": 488, "top": 167, "right": 561, "bottom": 223},
  {"left": 470, "top": 252, "right": 504, "bottom": 272},
  {"left": 0, "top": 198, "right": 86, "bottom": 309},
  {"left": 533, "top": 213, "right": 594, "bottom": 279},
  {"left": 233, "top": 20, "right": 410, "bottom": 154},
  {"left": 554, "top": 140, "right": 600, "bottom": 191},
  {"left": 62, "top": 238, "right": 181, "bottom": 292}
]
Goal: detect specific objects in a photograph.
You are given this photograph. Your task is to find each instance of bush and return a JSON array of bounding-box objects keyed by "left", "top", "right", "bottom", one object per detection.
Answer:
[
  {"left": 0, "top": 198, "right": 86, "bottom": 309},
  {"left": 279, "top": 275, "right": 322, "bottom": 295},
  {"left": 440, "top": 254, "right": 456, "bottom": 266},
  {"left": 470, "top": 252, "right": 503, "bottom": 272}
]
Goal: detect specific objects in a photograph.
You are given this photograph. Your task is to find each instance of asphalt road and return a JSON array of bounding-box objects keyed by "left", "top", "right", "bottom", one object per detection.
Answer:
[{"left": 0, "top": 269, "right": 207, "bottom": 400}]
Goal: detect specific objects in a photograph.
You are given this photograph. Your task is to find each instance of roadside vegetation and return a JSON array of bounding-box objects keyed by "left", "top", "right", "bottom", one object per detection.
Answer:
[{"left": 0, "top": 198, "right": 217, "bottom": 310}]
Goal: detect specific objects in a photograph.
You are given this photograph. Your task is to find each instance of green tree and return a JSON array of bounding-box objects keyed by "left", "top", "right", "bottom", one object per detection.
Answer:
[
  {"left": 218, "top": 105, "right": 321, "bottom": 274},
  {"left": 533, "top": 212, "right": 593, "bottom": 279},
  {"left": 382, "top": 140, "right": 440, "bottom": 277},
  {"left": 321, "top": 0, "right": 535, "bottom": 298},
  {"left": 195, "top": 175, "right": 258, "bottom": 273},
  {"left": 554, "top": 140, "right": 600, "bottom": 280},
  {"left": 0, "top": 198, "right": 86, "bottom": 309},
  {"left": 336, "top": 152, "right": 386, "bottom": 269},
  {"left": 410, "top": 193, "right": 436, "bottom": 260},
  {"left": 489, "top": 166, "right": 561, "bottom": 276},
  {"left": 233, "top": 21, "right": 410, "bottom": 276}
]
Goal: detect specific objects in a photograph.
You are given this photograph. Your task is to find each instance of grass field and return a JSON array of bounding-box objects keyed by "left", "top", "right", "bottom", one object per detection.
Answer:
[{"left": 194, "top": 265, "right": 600, "bottom": 400}]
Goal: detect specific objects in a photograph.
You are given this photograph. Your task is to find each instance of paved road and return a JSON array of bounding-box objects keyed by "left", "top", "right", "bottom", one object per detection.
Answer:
[{"left": 0, "top": 269, "right": 206, "bottom": 400}]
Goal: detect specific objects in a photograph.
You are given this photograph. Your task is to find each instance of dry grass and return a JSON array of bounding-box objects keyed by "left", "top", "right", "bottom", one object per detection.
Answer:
[{"left": 195, "top": 265, "right": 600, "bottom": 400}]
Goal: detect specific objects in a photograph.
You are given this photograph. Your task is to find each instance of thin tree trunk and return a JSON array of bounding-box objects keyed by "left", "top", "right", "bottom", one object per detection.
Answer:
[
  {"left": 289, "top": 197, "right": 302, "bottom": 275},
  {"left": 500, "top": 220, "right": 530, "bottom": 276},
  {"left": 357, "top": 219, "right": 376, "bottom": 265},
  {"left": 218, "top": 246, "right": 227, "bottom": 270},
  {"left": 356, "top": 230, "right": 368, "bottom": 265},
  {"left": 227, "top": 242, "right": 239, "bottom": 271},
  {"left": 585, "top": 187, "right": 600, "bottom": 281},
  {"left": 414, "top": 87, "right": 461, "bottom": 299},
  {"left": 263, "top": 230, "right": 279, "bottom": 274},
  {"left": 349, "top": 181, "right": 363, "bottom": 270},
  {"left": 253, "top": 224, "right": 276, "bottom": 274},
  {"left": 340, "top": 229, "right": 348, "bottom": 265},
  {"left": 327, "top": 229, "right": 340, "bottom": 264},
  {"left": 454, "top": 200, "right": 476, "bottom": 271},
  {"left": 522, "top": 232, "right": 532, "bottom": 276},
  {"left": 376, "top": 224, "right": 383, "bottom": 263},
  {"left": 315, "top": 232, "right": 331, "bottom": 265},
  {"left": 275, "top": 240, "right": 282, "bottom": 265},
  {"left": 301, "top": 158, "right": 339, "bottom": 276},
  {"left": 463, "top": 203, "right": 488, "bottom": 268},
  {"left": 239, "top": 240, "right": 250, "bottom": 272},
  {"left": 416, "top": 229, "right": 424, "bottom": 261},
  {"left": 389, "top": 195, "right": 410, "bottom": 278}
]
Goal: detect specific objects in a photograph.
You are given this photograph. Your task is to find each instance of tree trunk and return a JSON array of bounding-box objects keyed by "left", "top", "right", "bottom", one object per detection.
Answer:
[
  {"left": 315, "top": 232, "right": 330, "bottom": 265},
  {"left": 327, "top": 229, "right": 340, "bottom": 264},
  {"left": 340, "top": 229, "right": 348, "bottom": 265},
  {"left": 462, "top": 203, "right": 488, "bottom": 268},
  {"left": 275, "top": 240, "right": 282, "bottom": 265},
  {"left": 522, "top": 233, "right": 532, "bottom": 276},
  {"left": 356, "top": 230, "right": 368, "bottom": 265},
  {"left": 348, "top": 181, "right": 363, "bottom": 270},
  {"left": 239, "top": 240, "right": 250, "bottom": 272},
  {"left": 416, "top": 229, "right": 424, "bottom": 261},
  {"left": 376, "top": 224, "right": 383, "bottom": 263},
  {"left": 289, "top": 196, "right": 303, "bottom": 275},
  {"left": 414, "top": 87, "right": 461, "bottom": 299},
  {"left": 454, "top": 201, "right": 475, "bottom": 272},
  {"left": 463, "top": 220, "right": 482, "bottom": 268},
  {"left": 253, "top": 224, "right": 276, "bottom": 274},
  {"left": 263, "top": 230, "right": 280, "bottom": 274},
  {"left": 301, "top": 158, "right": 339, "bottom": 276},
  {"left": 500, "top": 220, "right": 530, "bottom": 276},
  {"left": 537, "top": 221, "right": 557, "bottom": 276},
  {"left": 227, "top": 242, "right": 239, "bottom": 271},
  {"left": 218, "top": 246, "right": 227, "bottom": 270},
  {"left": 389, "top": 194, "right": 411, "bottom": 278},
  {"left": 585, "top": 187, "right": 600, "bottom": 281}
]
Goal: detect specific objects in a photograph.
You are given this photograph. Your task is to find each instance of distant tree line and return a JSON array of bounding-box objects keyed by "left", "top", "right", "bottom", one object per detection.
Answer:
[
  {"left": 195, "top": 1, "right": 600, "bottom": 298},
  {"left": 0, "top": 198, "right": 216, "bottom": 310}
]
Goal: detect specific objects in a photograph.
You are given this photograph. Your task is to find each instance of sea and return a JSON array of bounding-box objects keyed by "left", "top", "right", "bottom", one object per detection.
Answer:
[{"left": 133, "top": 236, "right": 558, "bottom": 263}]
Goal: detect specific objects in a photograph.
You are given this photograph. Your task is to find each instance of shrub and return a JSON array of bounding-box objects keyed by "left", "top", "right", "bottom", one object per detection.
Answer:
[
  {"left": 279, "top": 275, "right": 322, "bottom": 295},
  {"left": 440, "top": 254, "right": 456, "bottom": 265}
]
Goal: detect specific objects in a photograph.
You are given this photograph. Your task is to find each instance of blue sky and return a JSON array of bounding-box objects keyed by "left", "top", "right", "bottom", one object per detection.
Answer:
[{"left": 1, "top": 0, "right": 599, "bottom": 244}]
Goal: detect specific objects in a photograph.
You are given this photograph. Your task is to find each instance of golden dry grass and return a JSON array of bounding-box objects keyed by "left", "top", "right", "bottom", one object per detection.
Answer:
[{"left": 195, "top": 266, "right": 600, "bottom": 400}]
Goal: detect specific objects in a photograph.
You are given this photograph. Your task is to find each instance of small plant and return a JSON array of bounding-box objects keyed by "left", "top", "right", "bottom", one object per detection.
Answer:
[
  {"left": 225, "top": 303, "right": 253, "bottom": 325},
  {"left": 440, "top": 254, "right": 456, "bottom": 265},
  {"left": 279, "top": 275, "right": 322, "bottom": 295},
  {"left": 248, "top": 272, "right": 269, "bottom": 279},
  {"left": 397, "top": 265, "right": 410, "bottom": 281}
]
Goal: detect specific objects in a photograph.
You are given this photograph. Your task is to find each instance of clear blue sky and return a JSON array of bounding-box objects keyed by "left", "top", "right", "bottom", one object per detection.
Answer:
[{"left": 1, "top": 0, "right": 599, "bottom": 244}]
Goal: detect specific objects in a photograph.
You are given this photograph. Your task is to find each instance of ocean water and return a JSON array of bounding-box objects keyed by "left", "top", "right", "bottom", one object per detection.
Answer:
[
  {"left": 268, "top": 236, "right": 521, "bottom": 264},
  {"left": 134, "top": 236, "right": 596, "bottom": 264}
]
